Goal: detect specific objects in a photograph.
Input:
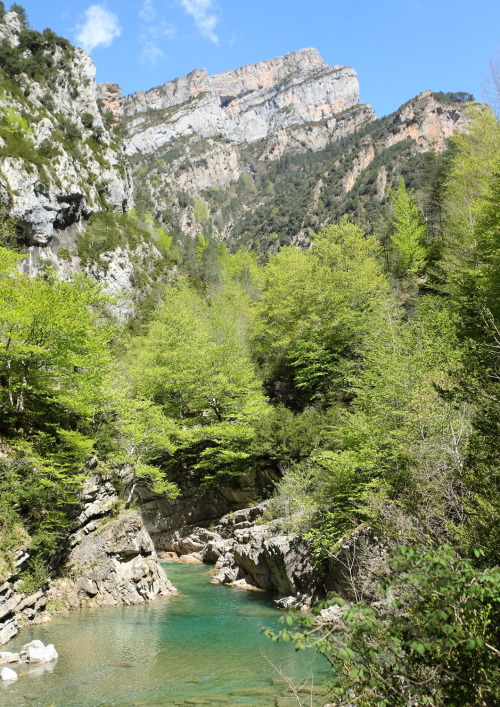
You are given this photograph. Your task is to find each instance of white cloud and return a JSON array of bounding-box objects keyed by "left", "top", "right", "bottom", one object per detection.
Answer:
[
  {"left": 75, "top": 5, "right": 121, "bottom": 53},
  {"left": 139, "top": 0, "right": 176, "bottom": 66},
  {"left": 180, "top": 0, "right": 219, "bottom": 44},
  {"left": 139, "top": 0, "right": 156, "bottom": 23}
]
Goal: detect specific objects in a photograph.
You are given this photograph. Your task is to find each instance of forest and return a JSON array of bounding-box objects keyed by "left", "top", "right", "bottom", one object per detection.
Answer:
[{"left": 0, "top": 7, "right": 499, "bottom": 700}]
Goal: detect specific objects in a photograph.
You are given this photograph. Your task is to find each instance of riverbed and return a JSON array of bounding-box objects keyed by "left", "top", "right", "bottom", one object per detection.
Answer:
[{"left": 1, "top": 561, "right": 331, "bottom": 706}]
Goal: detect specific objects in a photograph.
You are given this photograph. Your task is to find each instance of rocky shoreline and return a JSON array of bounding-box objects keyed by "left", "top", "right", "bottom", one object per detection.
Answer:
[
  {"left": 1, "top": 475, "right": 344, "bottom": 648},
  {"left": 0, "top": 476, "right": 175, "bottom": 647},
  {"left": 157, "top": 503, "right": 329, "bottom": 609}
]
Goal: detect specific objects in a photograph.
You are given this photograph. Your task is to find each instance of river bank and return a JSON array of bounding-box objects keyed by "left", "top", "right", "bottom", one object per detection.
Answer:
[{"left": 1, "top": 560, "right": 331, "bottom": 707}]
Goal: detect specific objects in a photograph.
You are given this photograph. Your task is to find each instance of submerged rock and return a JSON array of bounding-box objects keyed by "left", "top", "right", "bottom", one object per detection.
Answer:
[{"left": 0, "top": 651, "right": 18, "bottom": 664}]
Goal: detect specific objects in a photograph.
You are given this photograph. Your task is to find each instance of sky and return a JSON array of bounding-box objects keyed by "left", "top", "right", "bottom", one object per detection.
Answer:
[{"left": 15, "top": 0, "right": 500, "bottom": 117}]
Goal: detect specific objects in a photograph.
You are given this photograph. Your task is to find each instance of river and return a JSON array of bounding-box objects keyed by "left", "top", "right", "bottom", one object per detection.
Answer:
[{"left": 1, "top": 561, "right": 331, "bottom": 706}]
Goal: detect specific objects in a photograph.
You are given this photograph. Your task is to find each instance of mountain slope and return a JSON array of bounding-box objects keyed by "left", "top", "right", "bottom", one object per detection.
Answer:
[
  {"left": 115, "top": 50, "right": 470, "bottom": 254},
  {"left": 0, "top": 10, "right": 131, "bottom": 247}
]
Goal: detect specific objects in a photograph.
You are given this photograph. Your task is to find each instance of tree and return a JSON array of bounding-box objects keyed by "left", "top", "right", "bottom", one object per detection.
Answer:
[
  {"left": 0, "top": 257, "right": 113, "bottom": 429},
  {"left": 441, "top": 106, "right": 500, "bottom": 286},
  {"left": 267, "top": 545, "right": 500, "bottom": 707},
  {"left": 10, "top": 3, "right": 27, "bottom": 28},
  {"left": 254, "top": 218, "right": 389, "bottom": 406},
  {"left": 440, "top": 111, "right": 500, "bottom": 562},
  {"left": 389, "top": 178, "right": 427, "bottom": 276},
  {"left": 0, "top": 247, "right": 114, "bottom": 577},
  {"left": 125, "top": 281, "right": 268, "bottom": 480}
]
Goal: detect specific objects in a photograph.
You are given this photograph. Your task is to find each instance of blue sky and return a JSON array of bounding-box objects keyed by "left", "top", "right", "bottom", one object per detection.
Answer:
[{"left": 15, "top": 1, "right": 500, "bottom": 116}]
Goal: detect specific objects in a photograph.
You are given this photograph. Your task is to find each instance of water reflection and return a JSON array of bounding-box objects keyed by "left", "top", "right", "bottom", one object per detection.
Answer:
[{"left": 1, "top": 562, "right": 330, "bottom": 706}]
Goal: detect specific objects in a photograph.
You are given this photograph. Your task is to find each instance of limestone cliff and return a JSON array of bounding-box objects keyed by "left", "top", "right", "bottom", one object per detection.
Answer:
[
  {"left": 123, "top": 49, "right": 367, "bottom": 155},
  {"left": 0, "top": 11, "right": 131, "bottom": 247},
  {"left": 122, "top": 50, "right": 470, "bottom": 248}
]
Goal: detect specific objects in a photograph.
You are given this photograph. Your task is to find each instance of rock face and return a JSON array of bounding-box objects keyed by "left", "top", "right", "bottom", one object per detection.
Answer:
[
  {"left": 208, "top": 507, "right": 322, "bottom": 605},
  {"left": 123, "top": 49, "right": 375, "bottom": 242},
  {"left": 0, "top": 476, "right": 174, "bottom": 646},
  {"left": 137, "top": 468, "right": 275, "bottom": 550},
  {"left": 46, "top": 476, "right": 174, "bottom": 610},
  {"left": 160, "top": 504, "right": 325, "bottom": 607},
  {"left": 123, "top": 51, "right": 471, "bottom": 250},
  {"left": 124, "top": 49, "right": 368, "bottom": 155},
  {"left": 0, "top": 11, "right": 132, "bottom": 248},
  {"left": 48, "top": 509, "right": 173, "bottom": 609},
  {"left": 97, "top": 82, "right": 124, "bottom": 122},
  {"left": 0, "top": 583, "right": 48, "bottom": 647}
]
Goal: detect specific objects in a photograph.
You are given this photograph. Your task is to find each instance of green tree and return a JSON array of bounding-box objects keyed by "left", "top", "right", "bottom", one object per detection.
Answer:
[
  {"left": 254, "top": 218, "right": 389, "bottom": 406},
  {"left": 0, "top": 257, "right": 113, "bottom": 428},
  {"left": 0, "top": 247, "right": 114, "bottom": 577},
  {"left": 389, "top": 178, "right": 427, "bottom": 276},
  {"left": 126, "top": 281, "right": 268, "bottom": 480},
  {"left": 10, "top": 3, "right": 27, "bottom": 25},
  {"left": 440, "top": 109, "right": 500, "bottom": 562},
  {"left": 441, "top": 106, "right": 500, "bottom": 287},
  {"left": 268, "top": 545, "right": 500, "bottom": 707}
]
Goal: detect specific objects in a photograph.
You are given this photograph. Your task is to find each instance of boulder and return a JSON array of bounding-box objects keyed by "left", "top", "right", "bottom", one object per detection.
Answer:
[
  {"left": 20, "top": 639, "right": 58, "bottom": 664},
  {"left": 1, "top": 666, "right": 18, "bottom": 681},
  {"left": 0, "top": 651, "right": 15, "bottom": 664}
]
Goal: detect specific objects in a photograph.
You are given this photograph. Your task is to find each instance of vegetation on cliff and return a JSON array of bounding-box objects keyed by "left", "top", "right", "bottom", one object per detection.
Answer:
[{"left": 0, "top": 6, "right": 498, "bottom": 703}]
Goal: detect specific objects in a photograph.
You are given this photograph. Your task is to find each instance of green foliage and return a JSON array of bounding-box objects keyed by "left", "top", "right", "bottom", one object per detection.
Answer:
[
  {"left": 254, "top": 219, "right": 389, "bottom": 406},
  {"left": 81, "top": 111, "right": 94, "bottom": 129},
  {"left": 113, "top": 397, "right": 180, "bottom": 497},
  {"left": 0, "top": 20, "right": 72, "bottom": 83},
  {"left": 253, "top": 404, "right": 329, "bottom": 468},
  {"left": 0, "top": 257, "right": 113, "bottom": 427},
  {"left": 389, "top": 178, "right": 427, "bottom": 275},
  {"left": 125, "top": 280, "right": 267, "bottom": 480},
  {"left": 439, "top": 109, "right": 500, "bottom": 563},
  {"left": 0, "top": 105, "right": 30, "bottom": 134},
  {"left": 268, "top": 545, "right": 500, "bottom": 706},
  {"left": 440, "top": 107, "right": 500, "bottom": 281},
  {"left": 0, "top": 247, "right": 114, "bottom": 573},
  {"left": 431, "top": 91, "right": 475, "bottom": 104},
  {"left": 10, "top": 3, "right": 27, "bottom": 28},
  {"left": 0, "top": 206, "right": 23, "bottom": 249}
]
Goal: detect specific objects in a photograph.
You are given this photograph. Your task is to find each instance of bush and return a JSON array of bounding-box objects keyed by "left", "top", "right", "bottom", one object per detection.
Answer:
[{"left": 268, "top": 545, "right": 500, "bottom": 706}]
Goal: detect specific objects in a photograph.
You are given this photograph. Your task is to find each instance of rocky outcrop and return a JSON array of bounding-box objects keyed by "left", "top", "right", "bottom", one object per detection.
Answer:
[
  {"left": 0, "top": 12, "right": 132, "bottom": 248},
  {"left": 137, "top": 467, "right": 275, "bottom": 549},
  {"left": 123, "top": 51, "right": 471, "bottom": 250},
  {"left": 0, "top": 476, "right": 174, "bottom": 646},
  {"left": 123, "top": 49, "right": 375, "bottom": 242},
  {"left": 124, "top": 49, "right": 368, "bottom": 155},
  {"left": 208, "top": 507, "right": 322, "bottom": 606},
  {"left": 46, "top": 476, "right": 174, "bottom": 611},
  {"left": 159, "top": 504, "right": 325, "bottom": 607},
  {"left": 0, "top": 583, "right": 48, "bottom": 647},
  {"left": 97, "top": 82, "right": 124, "bottom": 122},
  {"left": 20, "top": 235, "right": 164, "bottom": 323},
  {"left": 48, "top": 509, "right": 174, "bottom": 610},
  {"left": 19, "top": 639, "right": 57, "bottom": 664}
]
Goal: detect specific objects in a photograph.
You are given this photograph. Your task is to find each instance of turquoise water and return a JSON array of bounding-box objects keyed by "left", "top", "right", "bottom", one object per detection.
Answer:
[{"left": 1, "top": 561, "right": 330, "bottom": 706}]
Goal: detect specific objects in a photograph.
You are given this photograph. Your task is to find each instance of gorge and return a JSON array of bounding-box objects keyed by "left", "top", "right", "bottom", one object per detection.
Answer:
[{"left": 1, "top": 4, "right": 499, "bottom": 706}]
